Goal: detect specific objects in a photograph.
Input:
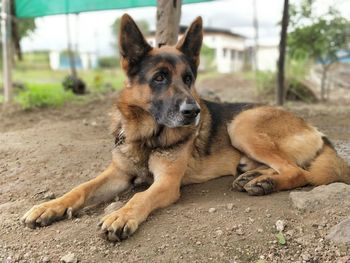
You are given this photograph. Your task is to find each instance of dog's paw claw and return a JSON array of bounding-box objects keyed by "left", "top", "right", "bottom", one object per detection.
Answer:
[
  {"left": 244, "top": 178, "right": 276, "bottom": 196},
  {"left": 232, "top": 171, "right": 262, "bottom": 191},
  {"left": 21, "top": 201, "right": 68, "bottom": 228},
  {"left": 99, "top": 209, "right": 138, "bottom": 242}
]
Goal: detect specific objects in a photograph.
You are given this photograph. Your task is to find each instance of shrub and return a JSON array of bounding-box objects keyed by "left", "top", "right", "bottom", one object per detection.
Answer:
[
  {"left": 62, "top": 75, "right": 86, "bottom": 95},
  {"left": 16, "top": 83, "right": 74, "bottom": 109},
  {"left": 255, "top": 71, "right": 276, "bottom": 95},
  {"left": 98, "top": 56, "right": 119, "bottom": 69}
]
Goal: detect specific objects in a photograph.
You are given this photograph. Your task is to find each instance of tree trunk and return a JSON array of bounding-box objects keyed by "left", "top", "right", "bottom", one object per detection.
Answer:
[
  {"left": 320, "top": 65, "right": 328, "bottom": 102},
  {"left": 10, "top": 0, "right": 22, "bottom": 61},
  {"left": 156, "top": 0, "right": 182, "bottom": 47},
  {"left": 276, "top": 0, "right": 289, "bottom": 106}
]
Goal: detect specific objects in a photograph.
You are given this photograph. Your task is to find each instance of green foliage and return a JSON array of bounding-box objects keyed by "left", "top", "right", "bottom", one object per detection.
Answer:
[
  {"left": 15, "top": 51, "right": 50, "bottom": 70},
  {"left": 275, "top": 232, "right": 286, "bottom": 245},
  {"left": 288, "top": 0, "right": 350, "bottom": 65},
  {"left": 16, "top": 83, "right": 74, "bottom": 109},
  {"left": 17, "top": 18, "right": 36, "bottom": 39},
  {"left": 254, "top": 71, "right": 276, "bottom": 95},
  {"left": 111, "top": 17, "right": 149, "bottom": 52},
  {"left": 98, "top": 56, "right": 119, "bottom": 68},
  {"left": 200, "top": 44, "right": 215, "bottom": 71}
]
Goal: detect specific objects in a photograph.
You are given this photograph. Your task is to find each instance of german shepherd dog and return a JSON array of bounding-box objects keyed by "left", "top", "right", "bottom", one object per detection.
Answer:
[{"left": 22, "top": 14, "right": 350, "bottom": 242}]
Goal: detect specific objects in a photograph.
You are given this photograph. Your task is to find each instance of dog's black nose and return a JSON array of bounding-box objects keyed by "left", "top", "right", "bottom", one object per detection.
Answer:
[{"left": 180, "top": 103, "right": 201, "bottom": 118}]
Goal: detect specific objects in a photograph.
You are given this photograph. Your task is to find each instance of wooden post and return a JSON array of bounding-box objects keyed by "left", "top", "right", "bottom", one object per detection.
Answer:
[
  {"left": 156, "top": 0, "right": 182, "bottom": 47},
  {"left": 1, "top": 0, "right": 12, "bottom": 103},
  {"left": 276, "top": 0, "right": 289, "bottom": 106},
  {"left": 65, "top": 14, "right": 77, "bottom": 78}
]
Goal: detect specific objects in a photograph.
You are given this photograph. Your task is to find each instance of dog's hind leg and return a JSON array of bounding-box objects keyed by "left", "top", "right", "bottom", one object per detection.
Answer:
[
  {"left": 21, "top": 162, "right": 131, "bottom": 228},
  {"left": 306, "top": 141, "right": 350, "bottom": 185},
  {"left": 228, "top": 127, "right": 309, "bottom": 195}
]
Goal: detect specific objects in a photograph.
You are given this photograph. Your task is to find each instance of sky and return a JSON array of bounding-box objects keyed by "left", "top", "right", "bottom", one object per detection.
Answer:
[{"left": 21, "top": 0, "right": 350, "bottom": 57}]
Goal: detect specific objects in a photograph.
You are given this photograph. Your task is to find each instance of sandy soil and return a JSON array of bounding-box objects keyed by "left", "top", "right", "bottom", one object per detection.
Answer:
[{"left": 1, "top": 75, "right": 350, "bottom": 263}]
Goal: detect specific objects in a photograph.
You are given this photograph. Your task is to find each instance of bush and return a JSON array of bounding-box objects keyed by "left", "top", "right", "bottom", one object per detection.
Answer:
[
  {"left": 62, "top": 75, "right": 86, "bottom": 95},
  {"left": 98, "top": 56, "right": 119, "bottom": 69},
  {"left": 255, "top": 71, "right": 276, "bottom": 95},
  {"left": 16, "top": 83, "right": 74, "bottom": 109}
]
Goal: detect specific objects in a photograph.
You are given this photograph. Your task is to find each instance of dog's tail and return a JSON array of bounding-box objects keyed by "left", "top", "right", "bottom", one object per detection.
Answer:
[{"left": 306, "top": 137, "right": 350, "bottom": 185}]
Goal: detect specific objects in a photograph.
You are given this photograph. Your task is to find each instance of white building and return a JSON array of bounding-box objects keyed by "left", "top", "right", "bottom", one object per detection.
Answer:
[
  {"left": 49, "top": 51, "right": 98, "bottom": 70},
  {"left": 146, "top": 26, "right": 246, "bottom": 73}
]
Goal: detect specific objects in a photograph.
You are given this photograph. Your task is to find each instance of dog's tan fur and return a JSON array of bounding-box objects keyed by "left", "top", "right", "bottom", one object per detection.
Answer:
[{"left": 22, "top": 14, "right": 350, "bottom": 242}]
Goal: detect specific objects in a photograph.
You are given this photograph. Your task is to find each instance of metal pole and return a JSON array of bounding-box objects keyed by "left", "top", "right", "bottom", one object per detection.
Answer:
[
  {"left": 252, "top": 0, "right": 259, "bottom": 72},
  {"left": 1, "top": 0, "right": 12, "bottom": 103}
]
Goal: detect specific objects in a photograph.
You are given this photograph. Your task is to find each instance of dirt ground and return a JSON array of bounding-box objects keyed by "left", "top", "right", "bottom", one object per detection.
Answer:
[{"left": 1, "top": 74, "right": 350, "bottom": 263}]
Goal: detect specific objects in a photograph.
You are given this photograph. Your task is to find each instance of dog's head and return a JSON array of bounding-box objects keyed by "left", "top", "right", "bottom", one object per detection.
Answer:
[{"left": 118, "top": 14, "right": 203, "bottom": 128}]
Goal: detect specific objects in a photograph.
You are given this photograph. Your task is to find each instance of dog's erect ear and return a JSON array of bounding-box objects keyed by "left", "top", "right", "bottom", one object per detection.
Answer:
[
  {"left": 119, "top": 14, "right": 152, "bottom": 70},
  {"left": 176, "top": 17, "right": 203, "bottom": 67}
]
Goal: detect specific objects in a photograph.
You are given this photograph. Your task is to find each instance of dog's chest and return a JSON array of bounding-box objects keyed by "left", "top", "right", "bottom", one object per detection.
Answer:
[{"left": 112, "top": 141, "right": 152, "bottom": 178}]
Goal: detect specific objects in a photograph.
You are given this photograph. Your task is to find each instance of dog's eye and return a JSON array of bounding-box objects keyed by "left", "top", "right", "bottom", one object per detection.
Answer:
[
  {"left": 153, "top": 73, "right": 167, "bottom": 84},
  {"left": 183, "top": 75, "right": 192, "bottom": 86}
]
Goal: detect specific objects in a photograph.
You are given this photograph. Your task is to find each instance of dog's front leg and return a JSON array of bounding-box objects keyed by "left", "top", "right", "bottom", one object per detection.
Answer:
[
  {"left": 99, "top": 146, "right": 189, "bottom": 242},
  {"left": 21, "top": 162, "right": 131, "bottom": 228}
]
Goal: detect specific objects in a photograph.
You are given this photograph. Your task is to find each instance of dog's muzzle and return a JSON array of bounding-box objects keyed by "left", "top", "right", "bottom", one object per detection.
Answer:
[{"left": 179, "top": 101, "right": 201, "bottom": 126}]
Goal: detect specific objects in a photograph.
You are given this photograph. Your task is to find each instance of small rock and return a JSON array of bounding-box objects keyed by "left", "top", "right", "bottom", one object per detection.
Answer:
[
  {"left": 43, "top": 191, "right": 55, "bottom": 200},
  {"left": 90, "top": 246, "right": 97, "bottom": 252},
  {"left": 327, "top": 217, "right": 350, "bottom": 244},
  {"left": 42, "top": 256, "right": 50, "bottom": 263},
  {"left": 257, "top": 228, "right": 263, "bottom": 233},
  {"left": 226, "top": 203, "right": 234, "bottom": 210},
  {"left": 215, "top": 230, "right": 224, "bottom": 236},
  {"left": 91, "top": 121, "right": 97, "bottom": 126},
  {"left": 275, "top": 220, "right": 286, "bottom": 232},
  {"left": 236, "top": 229, "right": 244, "bottom": 235},
  {"left": 208, "top": 208, "right": 216, "bottom": 213},
  {"left": 301, "top": 253, "right": 311, "bottom": 261},
  {"left": 196, "top": 241, "right": 202, "bottom": 245},
  {"left": 286, "top": 230, "right": 294, "bottom": 236},
  {"left": 245, "top": 207, "right": 251, "bottom": 213},
  {"left": 337, "top": 256, "right": 350, "bottom": 263},
  {"left": 60, "top": 252, "right": 77, "bottom": 263}
]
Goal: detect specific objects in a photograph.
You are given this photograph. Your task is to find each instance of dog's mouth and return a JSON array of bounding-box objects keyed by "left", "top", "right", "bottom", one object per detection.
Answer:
[{"left": 159, "top": 113, "right": 201, "bottom": 128}]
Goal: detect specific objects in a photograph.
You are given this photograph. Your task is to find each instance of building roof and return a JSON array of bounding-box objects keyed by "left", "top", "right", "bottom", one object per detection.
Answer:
[
  {"left": 181, "top": 26, "right": 246, "bottom": 39},
  {"left": 146, "top": 26, "right": 246, "bottom": 39}
]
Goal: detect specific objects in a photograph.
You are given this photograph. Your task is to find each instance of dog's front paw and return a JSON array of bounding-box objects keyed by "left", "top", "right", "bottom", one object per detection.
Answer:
[
  {"left": 99, "top": 208, "right": 139, "bottom": 242},
  {"left": 244, "top": 177, "right": 276, "bottom": 196},
  {"left": 21, "top": 200, "right": 72, "bottom": 228}
]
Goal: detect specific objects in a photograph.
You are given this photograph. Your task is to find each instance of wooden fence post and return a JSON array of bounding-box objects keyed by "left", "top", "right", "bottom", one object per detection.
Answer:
[{"left": 156, "top": 0, "right": 182, "bottom": 47}]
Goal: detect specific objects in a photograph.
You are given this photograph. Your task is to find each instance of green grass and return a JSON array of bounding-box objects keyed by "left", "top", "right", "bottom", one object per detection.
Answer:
[
  {"left": 15, "top": 83, "right": 74, "bottom": 109},
  {"left": 244, "top": 71, "right": 276, "bottom": 95},
  {"left": 0, "top": 68, "right": 125, "bottom": 109}
]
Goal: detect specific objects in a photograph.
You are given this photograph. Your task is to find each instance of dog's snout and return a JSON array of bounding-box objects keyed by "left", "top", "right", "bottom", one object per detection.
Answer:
[{"left": 180, "top": 102, "right": 201, "bottom": 118}]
